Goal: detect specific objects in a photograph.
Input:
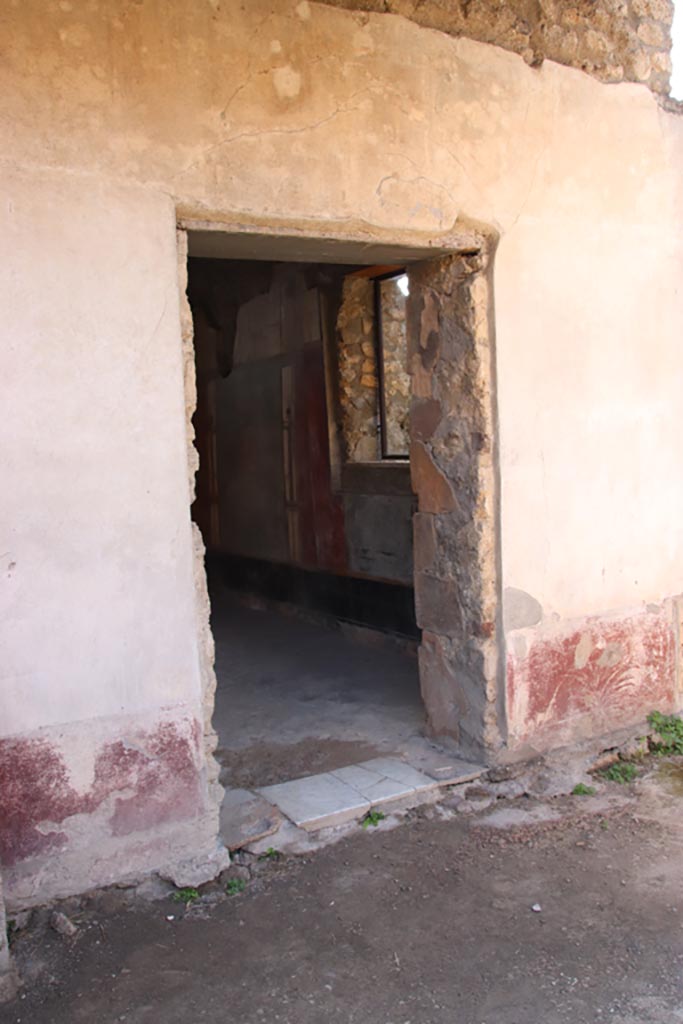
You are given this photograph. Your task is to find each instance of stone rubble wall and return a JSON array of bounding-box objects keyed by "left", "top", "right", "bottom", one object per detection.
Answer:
[
  {"left": 379, "top": 278, "right": 411, "bottom": 457},
  {"left": 409, "top": 248, "right": 503, "bottom": 759},
  {"left": 337, "top": 277, "right": 381, "bottom": 462},
  {"left": 337, "top": 275, "right": 412, "bottom": 461},
  {"left": 318, "top": 0, "right": 674, "bottom": 96}
]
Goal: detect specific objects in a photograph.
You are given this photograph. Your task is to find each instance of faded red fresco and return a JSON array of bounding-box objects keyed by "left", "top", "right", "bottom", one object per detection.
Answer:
[
  {"left": 506, "top": 609, "right": 677, "bottom": 746},
  {"left": 0, "top": 719, "right": 203, "bottom": 868}
]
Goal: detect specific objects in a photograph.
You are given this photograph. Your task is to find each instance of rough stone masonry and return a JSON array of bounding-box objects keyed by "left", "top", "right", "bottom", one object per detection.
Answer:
[{"left": 319, "top": 0, "right": 675, "bottom": 96}]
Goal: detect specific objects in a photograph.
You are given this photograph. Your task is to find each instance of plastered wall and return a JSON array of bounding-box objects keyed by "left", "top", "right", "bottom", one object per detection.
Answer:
[
  {"left": 0, "top": 170, "right": 227, "bottom": 906},
  {"left": 2, "top": 0, "right": 683, "bottom": 902}
]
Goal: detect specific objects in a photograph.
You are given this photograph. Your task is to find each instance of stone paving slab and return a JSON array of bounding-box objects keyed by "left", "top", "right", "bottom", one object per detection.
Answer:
[
  {"left": 259, "top": 757, "right": 439, "bottom": 832},
  {"left": 354, "top": 757, "right": 439, "bottom": 792},
  {"left": 331, "top": 760, "right": 435, "bottom": 807},
  {"left": 258, "top": 773, "right": 371, "bottom": 832},
  {"left": 219, "top": 787, "right": 283, "bottom": 851},
  {"left": 405, "top": 748, "right": 485, "bottom": 786},
  {"left": 424, "top": 759, "right": 485, "bottom": 785}
]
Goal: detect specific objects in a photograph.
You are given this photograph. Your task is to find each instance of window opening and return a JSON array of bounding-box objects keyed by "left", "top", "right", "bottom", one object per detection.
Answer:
[{"left": 374, "top": 271, "right": 410, "bottom": 460}]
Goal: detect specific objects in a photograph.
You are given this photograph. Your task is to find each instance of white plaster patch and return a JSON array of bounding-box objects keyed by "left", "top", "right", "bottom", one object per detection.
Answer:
[
  {"left": 272, "top": 64, "right": 302, "bottom": 100},
  {"left": 58, "top": 24, "right": 89, "bottom": 46},
  {"left": 373, "top": 172, "right": 458, "bottom": 233},
  {"left": 353, "top": 27, "right": 375, "bottom": 55},
  {"left": 296, "top": 1, "right": 311, "bottom": 20},
  {"left": 503, "top": 586, "right": 543, "bottom": 631},
  {"left": 574, "top": 632, "right": 593, "bottom": 670},
  {"left": 41, "top": 732, "right": 99, "bottom": 797},
  {"left": 270, "top": 39, "right": 282, "bottom": 54}
]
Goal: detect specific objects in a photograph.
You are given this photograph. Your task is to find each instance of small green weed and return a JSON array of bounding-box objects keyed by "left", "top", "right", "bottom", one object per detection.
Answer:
[
  {"left": 361, "top": 809, "right": 386, "bottom": 829},
  {"left": 572, "top": 783, "right": 596, "bottom": 796},
  {"left": 226, "top": 878, "right": 247, "bottom": 896},
  {"left": 648, "top": 710, "right": 683, "bottom": 755},
  {"left": 601, "top": 762, "right": 637, "bottom": 784},
  {"left": 258, "top": 847, "right": 281, "bottom": 861},
  {"left": 171, "top": 887, "right": 199, "bottom": 905}
]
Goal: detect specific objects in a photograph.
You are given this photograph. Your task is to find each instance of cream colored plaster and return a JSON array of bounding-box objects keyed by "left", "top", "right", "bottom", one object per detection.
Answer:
[
  {"left": 0, "top": 166, "right": 202, "bottom": 736},
  {"left": 0, "top": 2, "right": 674, "bottom": 235}
]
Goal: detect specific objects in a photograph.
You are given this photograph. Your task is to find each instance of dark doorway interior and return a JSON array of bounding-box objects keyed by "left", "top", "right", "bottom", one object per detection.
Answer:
[{"left": 187, "top": 256, "right": 425, "bottom": 791}]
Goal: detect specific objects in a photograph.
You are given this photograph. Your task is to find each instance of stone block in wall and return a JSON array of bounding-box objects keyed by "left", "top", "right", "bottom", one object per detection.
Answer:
[
  {"left": 414, "top": 572, "right": 464, "bottom": 637},
  {"left": 418, "top": 630, "right": 467, "bottom": 745},
  {"left": 413, "top": 513, "right": 437, "bottom": 575},
  {"left": 409, "top": 441, "right": 459, "bottom": 514},
  {"left": 419, "top": 630, "right": 495, "bottom": 759},
  {"left": 344, "top": 493, "right": 414, "bottom": 583},
  {"left": 631, "top": 0, "right": 674, "bottom": 21},
  {"left": 410, "top": 398, "right": 443, "bottom": 443}
]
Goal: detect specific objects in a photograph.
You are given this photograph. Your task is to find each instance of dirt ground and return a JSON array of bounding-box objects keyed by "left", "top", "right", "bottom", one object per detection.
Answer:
[
  {"left": 216, "top": 737, "right": 385, "bottom": 790},
  {"left": 4, "top": 765, "right": 683, "bottom": 1024}
]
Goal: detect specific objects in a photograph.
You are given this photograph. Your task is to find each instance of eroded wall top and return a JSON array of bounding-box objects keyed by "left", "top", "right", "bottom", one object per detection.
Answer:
[{"left": 319, "top": 0, "right": 674, "bottom": 96}]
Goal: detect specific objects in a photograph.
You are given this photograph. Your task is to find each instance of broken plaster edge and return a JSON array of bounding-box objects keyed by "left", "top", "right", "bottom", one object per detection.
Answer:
[{"left": 176, "top": 227, "right": 226, "bottom": 853}]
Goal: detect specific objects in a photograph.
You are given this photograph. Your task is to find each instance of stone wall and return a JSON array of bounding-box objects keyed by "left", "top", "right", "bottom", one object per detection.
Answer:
[
  {"left": 319, "top": 0, "right": 674, "bottom": 96},
  {"left": 335, "top": 275, "right": 416, "bottom": 584},
  {"left": 379, "top": 276, "right": 411, "bottom": 457},
  {"left": 337, "top": 277, "right": 381, "bottom": 462},
  {"left": 336, "top": 272, "right": 412, "bottom": 460},
  {"left": 409, "top": 246, "right": 503, "bottom": 759}
]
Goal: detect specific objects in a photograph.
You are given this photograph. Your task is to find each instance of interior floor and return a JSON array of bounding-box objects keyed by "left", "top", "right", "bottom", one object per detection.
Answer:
[{"left": 211, "top": 584, "right": 428, "bottom": 791}]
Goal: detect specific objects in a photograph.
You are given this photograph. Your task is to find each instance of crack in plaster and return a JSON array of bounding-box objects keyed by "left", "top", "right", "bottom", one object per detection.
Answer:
[{"left": 173, "top": 92, "right": 370, "bottom": 184}]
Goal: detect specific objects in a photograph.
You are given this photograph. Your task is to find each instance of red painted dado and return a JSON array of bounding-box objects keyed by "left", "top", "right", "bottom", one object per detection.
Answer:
[
  {"left": 506, "top": 606, "right": 678, "bottom": 747},
  {"left": 0, "top": 719, "right": 204, "bottom": 868}
]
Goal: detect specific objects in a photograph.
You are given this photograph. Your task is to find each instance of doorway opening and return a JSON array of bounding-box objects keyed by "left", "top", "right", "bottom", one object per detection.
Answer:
[{"left": 180, "top": 223, "right": 502, "bottom": 844}]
